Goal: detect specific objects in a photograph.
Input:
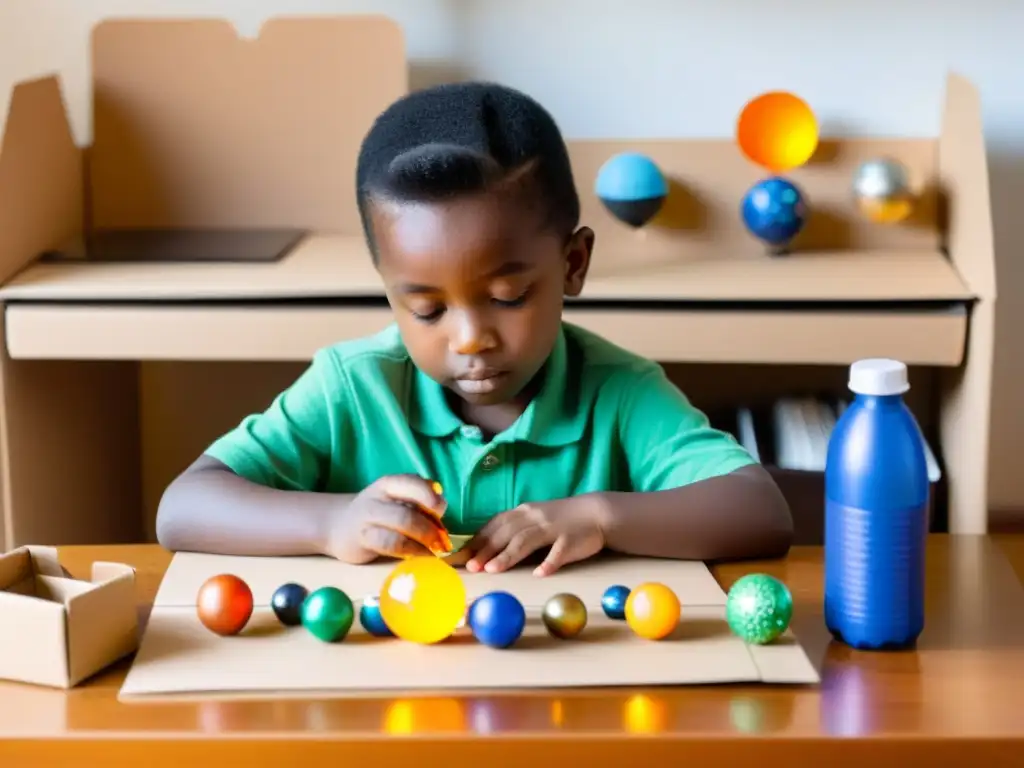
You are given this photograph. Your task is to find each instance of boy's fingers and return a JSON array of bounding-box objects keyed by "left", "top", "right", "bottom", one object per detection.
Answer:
[
  {"left": 367, "top": 503, "right": 449, "bottom": 554},
  {"left": 484, "top": 525, "right": 547, "bottom": 573},
  {"left": 378, "top": 474, "right": 447, "bottom": 520},
  {"left": 465, "top": 520, "right": 517, "bottom": 572},
  {"left": 534, "top": 536, "right": 571, "bottom": 576},
  {"left": 361, "top": 523, "right": 435, "bottom": 559}
]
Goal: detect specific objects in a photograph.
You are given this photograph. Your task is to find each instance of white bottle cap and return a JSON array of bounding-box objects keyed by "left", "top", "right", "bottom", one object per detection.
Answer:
[{"left": 848, "top": 358, "right": 909, "bottom": 395}]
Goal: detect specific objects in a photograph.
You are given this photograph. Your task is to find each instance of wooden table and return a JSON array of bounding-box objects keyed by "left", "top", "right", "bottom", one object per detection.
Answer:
[{"left": 1, "top": 535, "right": 1022, "bottom": 766}]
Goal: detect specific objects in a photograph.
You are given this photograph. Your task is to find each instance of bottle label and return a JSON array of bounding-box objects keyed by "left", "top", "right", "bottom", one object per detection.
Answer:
[{"left": 824, "top": 500, "right": 927, "bottom": 649}]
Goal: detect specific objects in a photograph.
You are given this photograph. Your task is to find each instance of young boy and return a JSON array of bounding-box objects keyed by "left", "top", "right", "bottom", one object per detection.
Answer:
[{"left": 156, "top": 82, "right": 793, "bottom": 576}]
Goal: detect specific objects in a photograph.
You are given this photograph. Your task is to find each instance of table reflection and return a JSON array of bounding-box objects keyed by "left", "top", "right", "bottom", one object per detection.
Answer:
[
  {"left": 383, "top": 697, "right": 466, "bottom": 734},
  {"left": 819, "top": 641, "right": 923, "bottom": 736}
]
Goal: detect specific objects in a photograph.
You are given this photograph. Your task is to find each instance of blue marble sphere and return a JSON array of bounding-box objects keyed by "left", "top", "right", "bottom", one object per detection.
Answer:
[
  {"left": 740, "top": 176, "right": 808, "bottom": 252},
  {"left": 601, "top": 584, "right": 631, "bottom": 620},
  {"left": 468, "top": 591, "right": 526, "bottom": 649},
  {"left": 595, "top": 152, "right": 668, "bottom": 228},
  {"left": 359, "top": 595, "right": 393, "bottom": 637}
]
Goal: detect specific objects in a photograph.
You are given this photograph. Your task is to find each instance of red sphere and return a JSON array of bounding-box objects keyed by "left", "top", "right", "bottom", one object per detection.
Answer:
[{"left": 197, "top": 573, "right": 253, "bottom": 636}]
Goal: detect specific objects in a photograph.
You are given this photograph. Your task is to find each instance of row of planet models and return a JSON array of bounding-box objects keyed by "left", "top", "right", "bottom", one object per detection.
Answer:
[{"left": 593, "top": 90, "right": 915, "bottom": 254}]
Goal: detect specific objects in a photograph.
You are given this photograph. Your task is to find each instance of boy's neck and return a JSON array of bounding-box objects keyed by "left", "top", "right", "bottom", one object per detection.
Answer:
[
  {"left": 450, "top": 369, "right": 545, "bottom": 438},
  {"left": 457, "top": 401, "right": 523, "bottom": 438}
]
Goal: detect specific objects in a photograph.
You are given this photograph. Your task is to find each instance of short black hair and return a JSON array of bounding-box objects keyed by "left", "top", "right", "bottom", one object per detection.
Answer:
[{"left": 355, "top": 81, "right": 580, "bottom": 260}]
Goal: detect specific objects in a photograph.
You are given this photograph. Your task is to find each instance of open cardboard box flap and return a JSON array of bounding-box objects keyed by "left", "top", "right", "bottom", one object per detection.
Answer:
[{"left": 0, "top": 545, "right": 138, "bottom": 689}]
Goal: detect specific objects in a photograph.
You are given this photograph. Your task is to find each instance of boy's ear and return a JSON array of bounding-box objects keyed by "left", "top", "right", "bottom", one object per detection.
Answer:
[{"left": 563, "top": 226, "right": 594, "bottom": 297}]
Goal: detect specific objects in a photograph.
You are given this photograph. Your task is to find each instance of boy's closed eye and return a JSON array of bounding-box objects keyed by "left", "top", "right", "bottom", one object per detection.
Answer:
[
  {"left": 407, "top": 288, "right": 533, "bottom": 322},
  {"left": 491, "top": 286, "right": 532, "bottom": 307}
]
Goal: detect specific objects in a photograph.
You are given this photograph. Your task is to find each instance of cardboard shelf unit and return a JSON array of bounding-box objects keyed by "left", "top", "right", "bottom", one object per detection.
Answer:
[
  {"left": 2, "top": 237, "right": 971, "bottom": 365},
  {"left": 0, "top": 15, "right": 997, "bottom": 551}
]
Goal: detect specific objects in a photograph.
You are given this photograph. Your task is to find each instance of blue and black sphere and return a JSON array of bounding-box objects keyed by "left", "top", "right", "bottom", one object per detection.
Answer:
[
  {"left": 595, "top": 153, "right": 668, "bottom": 228},
  {"left": 359, "top": 595, "right": 394, "bottom": 637},
  {"left": 468, "top": 590, "right": 526, "bottom": 649},
  {"left": 740, "top": 177, "right": 808, "bottom": 253}
]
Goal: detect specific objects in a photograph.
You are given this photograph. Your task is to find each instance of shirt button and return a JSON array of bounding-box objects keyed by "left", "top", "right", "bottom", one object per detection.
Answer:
[
  {"left": 460, "top": 425, "right": 483, "bottom": 440},
  {"left": 481, "top": 453, "right": 500, "bottom": 470}
]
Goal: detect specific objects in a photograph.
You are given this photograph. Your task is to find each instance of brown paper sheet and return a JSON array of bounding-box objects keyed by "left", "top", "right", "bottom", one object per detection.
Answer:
[{"left": 119, "top": 552, "right": 818, "bottom": 701}]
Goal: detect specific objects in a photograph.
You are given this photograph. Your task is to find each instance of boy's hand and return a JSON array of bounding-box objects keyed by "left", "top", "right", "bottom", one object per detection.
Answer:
[
  {"left": 323, "top": 475, "right": 451, "bottom": 563},
  {"left": 464, "top": 495, "right": 608, "bottom": 576}
]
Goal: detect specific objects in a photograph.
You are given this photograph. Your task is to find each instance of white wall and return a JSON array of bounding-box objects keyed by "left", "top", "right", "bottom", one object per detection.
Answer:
[{"left": 2, "top": 0, "right": 1023, "bottom": 511}]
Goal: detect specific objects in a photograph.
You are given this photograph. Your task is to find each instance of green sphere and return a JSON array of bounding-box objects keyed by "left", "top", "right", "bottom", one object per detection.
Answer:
[
  {"left": 725, "top": 574, "right": 793, "bottom": 645},
  {"left": 301, "top": 586, "right": 354, "bottom": 642}
]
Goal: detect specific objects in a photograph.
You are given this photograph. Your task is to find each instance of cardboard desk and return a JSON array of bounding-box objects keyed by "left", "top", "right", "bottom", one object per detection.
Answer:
[{"left": 0, "top": 16, "right": 997, "bottom": 550}]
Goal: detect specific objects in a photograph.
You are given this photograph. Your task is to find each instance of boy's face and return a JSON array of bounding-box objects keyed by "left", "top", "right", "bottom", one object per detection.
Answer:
[{"left": 370, "top": 190, "right": 593, "bottom": 411}]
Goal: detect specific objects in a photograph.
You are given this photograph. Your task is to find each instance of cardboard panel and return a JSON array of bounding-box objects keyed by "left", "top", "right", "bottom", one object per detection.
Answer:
[
  {"left": 64, "top": 569, "right": 139, "bottom": 685},
  {"left": 0, "top": 76, "right": 82, "bottom": 286},
  {"left": 88, "top": 16, "right": 407, "bottom": 231},
  {"left": 118, "top": 551, "right": 817, "bottom": 700},
  {"left": 938, "top": 73, "right": 996, "bottom": 300},
  {"left": 0, "top": 591, "right": 68, "bottom": 688},
  {"left": 936, "top": 73, "right": 998, "bottom": 534}
]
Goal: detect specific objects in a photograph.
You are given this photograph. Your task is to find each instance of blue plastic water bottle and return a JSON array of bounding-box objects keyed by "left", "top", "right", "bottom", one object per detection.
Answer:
[{"left": 824, "top": 358, "right": 930, "bottom": 650}]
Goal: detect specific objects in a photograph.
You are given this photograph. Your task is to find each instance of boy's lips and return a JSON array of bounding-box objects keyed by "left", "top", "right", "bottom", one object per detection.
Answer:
[{"left": 453, "top": 370, "right": 508, "bottom": 394}]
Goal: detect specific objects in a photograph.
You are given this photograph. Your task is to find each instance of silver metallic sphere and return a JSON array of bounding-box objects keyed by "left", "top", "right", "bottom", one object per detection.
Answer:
[{"left": 851, "top": 157, "right": 914, "bottom": 223}]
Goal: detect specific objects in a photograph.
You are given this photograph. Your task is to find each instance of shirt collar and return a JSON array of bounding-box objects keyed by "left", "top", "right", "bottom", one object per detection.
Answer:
[{"left": 408, "top": 325, "right": 586, "bottom": 446}]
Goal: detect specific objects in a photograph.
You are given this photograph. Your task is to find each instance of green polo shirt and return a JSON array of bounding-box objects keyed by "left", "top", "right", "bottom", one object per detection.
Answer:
[{"left": 204, "top": 322, "right": 755, "bottom": 535}]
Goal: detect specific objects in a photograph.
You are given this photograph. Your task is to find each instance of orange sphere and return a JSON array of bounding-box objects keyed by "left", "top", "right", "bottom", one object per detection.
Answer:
[
  {"left": 736, "top": 91, "right": 818, "bottom": 173},
  {"left": 197, "top": 573, "right": 254, "bottom": 636},
  {"left": 625, "top": 582, "right": 681, "bottom": 640}
]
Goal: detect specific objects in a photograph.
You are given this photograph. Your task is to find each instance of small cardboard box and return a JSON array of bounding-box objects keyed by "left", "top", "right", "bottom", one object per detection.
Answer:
[{"left": 0, "top": 545, "right": 138, "bottom": 688}]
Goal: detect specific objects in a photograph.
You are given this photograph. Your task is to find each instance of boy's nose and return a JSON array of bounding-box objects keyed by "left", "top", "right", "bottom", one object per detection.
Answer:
[{"left": 449, "top": 311, "right": 497, "bottom": 355}]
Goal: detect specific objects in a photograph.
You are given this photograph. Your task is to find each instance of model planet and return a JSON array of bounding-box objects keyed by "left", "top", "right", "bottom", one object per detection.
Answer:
[
  {"left": 468, "top": 591, "right": 527, "bottom": 648},
  {"left": 740, "top": 177, "right": 808, "bottom": 254},
  {"left": 359, "top": 595, "right": 393, "bottom": 637},
  {"left": 594, "top": 152, "right": 668, "bottom": 228},
  {"left": 625, "top": 582, "right": 680, "bottom": 640},
  {"left": 725, "top": 573, "right": 793, "bottom": 644},
  {"left": 541, "top": 593, "right": 588, "bottom": 639},
  {"left": 270, "top": 582, "right": 308, "bottom": 626},
  {"left": 852, "top": 157, "right": 914, "bottom": 223},
  {"left": 601, "top": 584, "right": 631, "bottom": 620},
  {"left": 196, "top": 573, "right": 254, "bottom": 636},
  {"left": 379, "top": 556, "right": 466, "bottom": 644},
  {"left": 301, "top": 586, "right": 355, "bottom": 642}
]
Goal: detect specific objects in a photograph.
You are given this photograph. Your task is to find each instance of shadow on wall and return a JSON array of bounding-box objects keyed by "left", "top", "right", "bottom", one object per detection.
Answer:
[{"left": 988, "top": 146, "right": 1024, "bottom": 521}]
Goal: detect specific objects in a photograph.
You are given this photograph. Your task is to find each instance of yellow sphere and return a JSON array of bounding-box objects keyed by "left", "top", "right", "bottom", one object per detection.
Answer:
[
  {"left": 625, "top": 582, "right": 681, "bottom": 640},
  {"left": 379, "top": 556, "right": 466, "bottom": 644}
]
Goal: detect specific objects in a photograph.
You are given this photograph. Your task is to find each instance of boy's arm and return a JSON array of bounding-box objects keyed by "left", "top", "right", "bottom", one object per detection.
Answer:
[
  {"left": 156, "top": 455, "right": 349, "bottom": 556},
  {"left": 600, "top": 366, "right": 793, "bottom": 562},
  {"left": 597, "top": 463, "right": 792, "bottom": 562},
  {"left": 156, "top": 349, "right": 348, "bottom": 556}
]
